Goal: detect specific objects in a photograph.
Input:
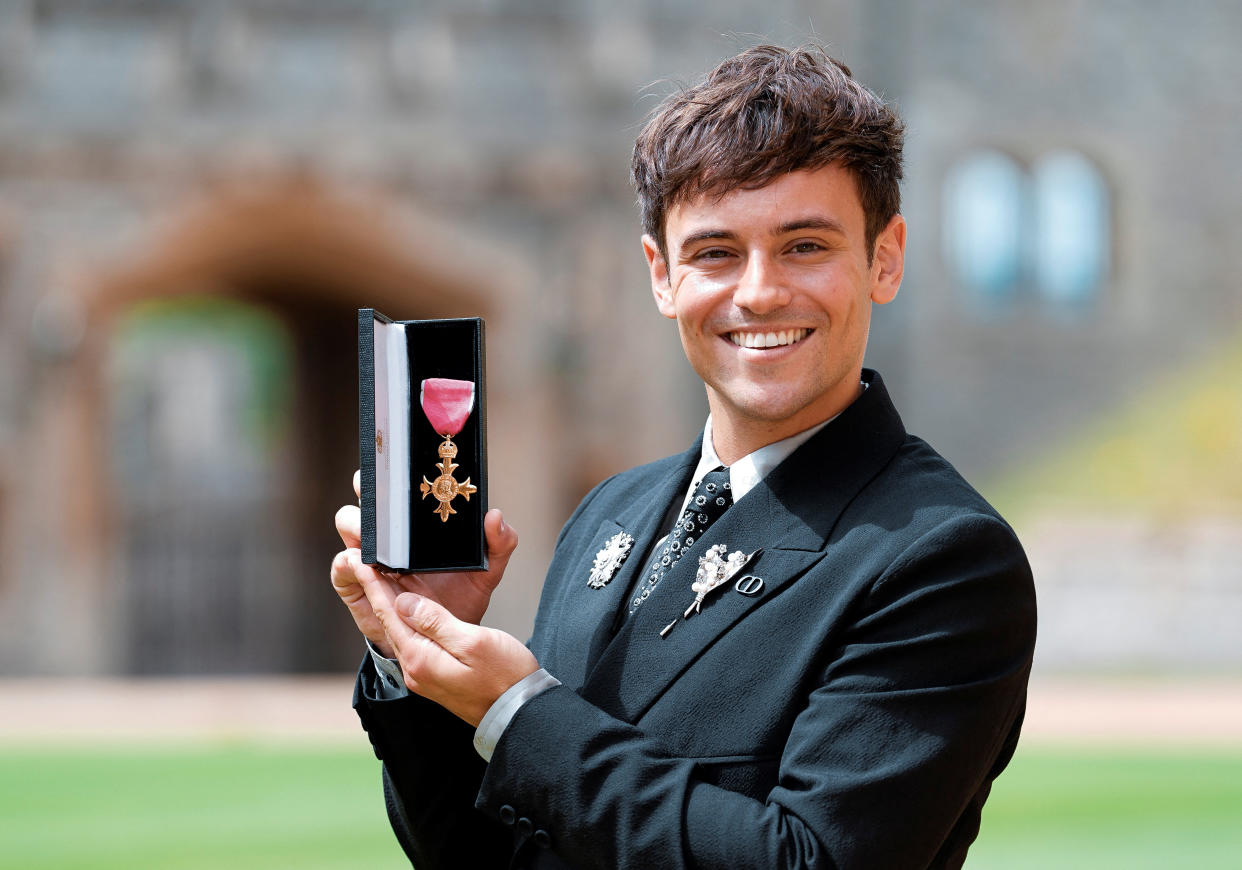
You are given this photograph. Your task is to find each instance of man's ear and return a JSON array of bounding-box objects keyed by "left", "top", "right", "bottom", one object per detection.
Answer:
[
  {"left": 642, "top": 234, "right": 677, "bottom": 319},
  {"left": 869, "top": 214, "right": 906, "bottom": 306}
]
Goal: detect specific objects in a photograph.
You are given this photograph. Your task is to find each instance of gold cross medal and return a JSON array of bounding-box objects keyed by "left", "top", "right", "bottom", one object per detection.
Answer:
[{"left": 418, "top": 378, "right": 478, "bottom": 522}]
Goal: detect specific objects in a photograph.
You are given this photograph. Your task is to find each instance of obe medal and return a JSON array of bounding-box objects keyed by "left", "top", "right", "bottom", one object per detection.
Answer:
[
  {"left": 588, "top": 532, "right": 634, "bottom": 589},
  {"left": 418, "top": 378, "right": 478, "bottom": 522}
]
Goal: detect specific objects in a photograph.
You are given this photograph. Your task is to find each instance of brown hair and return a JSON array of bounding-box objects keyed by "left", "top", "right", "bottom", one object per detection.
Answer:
[{"left": 631, "top": 44, "right": 904, "bottom": 264}]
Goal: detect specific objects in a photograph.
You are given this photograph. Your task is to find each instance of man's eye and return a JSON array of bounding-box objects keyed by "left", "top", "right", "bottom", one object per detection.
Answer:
[{"left": 790, "top": 241, "right": 824, "bottom": 254}]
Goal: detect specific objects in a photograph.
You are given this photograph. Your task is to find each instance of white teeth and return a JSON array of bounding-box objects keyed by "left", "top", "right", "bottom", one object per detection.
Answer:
[{"left": 729, "top": 328, "right": 808, "bottom": 348}]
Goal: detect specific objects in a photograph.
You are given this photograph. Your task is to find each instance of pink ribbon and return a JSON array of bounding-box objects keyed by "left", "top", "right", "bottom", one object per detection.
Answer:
[{"left": 420, "top": 378, "right": 475, "bottom": 436}]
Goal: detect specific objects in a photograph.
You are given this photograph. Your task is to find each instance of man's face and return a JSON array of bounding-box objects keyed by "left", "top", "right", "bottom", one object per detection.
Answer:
[{"left": 643, "top": 164, "right": 905, "bottom": 454}]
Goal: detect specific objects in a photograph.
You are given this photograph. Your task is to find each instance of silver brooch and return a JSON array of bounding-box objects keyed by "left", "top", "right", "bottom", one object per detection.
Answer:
[
  {"left": 659, "top": 545, "right": 763, "bottom": 637},
  {"left": 686, "top": 544, "right": 765, "bottom": 617},
  {"left": 587, "top": 531, "right": 634, "bottom": 589}
]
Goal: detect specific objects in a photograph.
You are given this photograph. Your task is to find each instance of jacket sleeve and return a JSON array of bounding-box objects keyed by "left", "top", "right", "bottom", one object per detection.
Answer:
[
  {"left": 472, "top": 513, "right": 1037, "bottom": 869},
  {"left": 350, "top": 476, "right": 621, "bottom": 868},
  {"left": 353, "top": 655, "right": 514, "bottom": 869}
]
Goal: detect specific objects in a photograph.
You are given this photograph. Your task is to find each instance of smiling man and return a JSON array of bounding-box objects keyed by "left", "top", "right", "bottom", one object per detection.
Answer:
[
  {"left": 646, "top": 165, "right": 904, "bottom": 462},
  {"left": 332, "top": 45, "right": 1036, "bottom": 869}
]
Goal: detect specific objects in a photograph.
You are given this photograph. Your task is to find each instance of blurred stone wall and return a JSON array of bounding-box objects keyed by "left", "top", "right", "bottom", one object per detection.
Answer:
[
  {"left": 0, "top": 0, "right": 1238, "bottom": 674},
  {"left": 0, "top": 0, "right": 835, "bottom": 674}
]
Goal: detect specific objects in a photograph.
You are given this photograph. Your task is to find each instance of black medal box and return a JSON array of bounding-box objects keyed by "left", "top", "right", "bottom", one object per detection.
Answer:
[{"left": 358, "top": 308, "right": 487, "bottom": 572}]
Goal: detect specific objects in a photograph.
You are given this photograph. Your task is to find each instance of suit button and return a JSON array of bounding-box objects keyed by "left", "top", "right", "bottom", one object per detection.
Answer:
[
  {"left": 516, "top": 817, "right": 533, "bottom": 837},
  {"left": 533, "top": 829, "right": 552, "bottom": 848},
  {"left": 498, "top": 805, "right": 516, "bottom": 826}
]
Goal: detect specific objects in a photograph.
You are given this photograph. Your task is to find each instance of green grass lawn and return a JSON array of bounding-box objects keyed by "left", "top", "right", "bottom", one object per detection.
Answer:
[
  {"left": 0, "top": 744, "right": 408, "bottom": 870},
  {"left": 967, "top": 747, "right": 1242, "bottom": 868},
  {"left": 2, "top": 743, "right": 1240, "bottom": 868}
]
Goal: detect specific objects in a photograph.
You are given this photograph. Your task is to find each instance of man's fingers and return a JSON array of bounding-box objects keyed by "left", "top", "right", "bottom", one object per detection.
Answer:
[
  {"left": 353, "top": 469, "right": 361, "bottom": 501},
  {"left": 351, "top": 553, "right": 399, "bottom": 612},
  {"left": 373, "top": 584, "right": 467, "bottom": 693},
  {"left": 335, "top": 504, "right": 361, "bottom": 549},
  {"left": 330, "top": 549, "right": 359, "bottom": 593},
  {"left": 352, "top": 554, "right": 422, "bottom": 648},
  {"left": 397, "top": 592, "right": 476, "bottom": 662}
]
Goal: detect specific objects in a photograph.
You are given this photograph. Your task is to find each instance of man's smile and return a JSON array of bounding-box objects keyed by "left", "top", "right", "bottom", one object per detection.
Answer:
[{"left": 726, "top": 328, "right": 812, "bottom": 349}]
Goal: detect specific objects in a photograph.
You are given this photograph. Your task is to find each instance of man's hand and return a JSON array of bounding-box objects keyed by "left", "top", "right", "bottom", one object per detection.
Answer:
[
  {"left": 331, "top": 470, "right": 518, "bottom": 658},
  {"left": 355, "top": 581, "right": 539, "bottom": 727}
]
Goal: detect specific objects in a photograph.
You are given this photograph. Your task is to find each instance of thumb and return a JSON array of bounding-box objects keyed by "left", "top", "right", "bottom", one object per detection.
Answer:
[
  {"left": 397, "top": 592, "right": 473, "bottom": 660},
  {"left": 483, "top": 509, "right": 519, "bottom": 571}
]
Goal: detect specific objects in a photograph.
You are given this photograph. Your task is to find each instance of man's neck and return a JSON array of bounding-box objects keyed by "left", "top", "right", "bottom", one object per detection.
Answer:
[{"left": 708, "top": 381, "right": 865, "bottom": 466}]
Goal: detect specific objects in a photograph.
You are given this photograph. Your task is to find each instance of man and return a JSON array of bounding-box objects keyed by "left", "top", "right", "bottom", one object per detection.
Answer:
[{"left": 332, "top": 44, "right": 1036, "bottom": 869}]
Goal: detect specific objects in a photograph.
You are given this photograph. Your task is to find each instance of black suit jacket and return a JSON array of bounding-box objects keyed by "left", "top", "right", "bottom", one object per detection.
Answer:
[{"left": 354, "top": 371, "right": 1037, "bottom": 869}]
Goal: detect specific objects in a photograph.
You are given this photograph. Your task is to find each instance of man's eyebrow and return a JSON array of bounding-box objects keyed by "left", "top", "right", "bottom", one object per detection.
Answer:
[
  {"left": 776, "top": 217, "right": 847, "bottom": 236},
  {"left": 676, "top": 229, "right": 736, "bottom": 252}
]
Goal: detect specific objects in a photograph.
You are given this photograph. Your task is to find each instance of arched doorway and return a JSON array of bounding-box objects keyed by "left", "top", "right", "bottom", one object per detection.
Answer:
[{"left": 87, "top": 178, "right": 491, "bottom": 674}]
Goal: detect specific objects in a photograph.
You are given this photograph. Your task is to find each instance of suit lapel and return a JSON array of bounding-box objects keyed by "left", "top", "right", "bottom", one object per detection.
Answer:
[
  {"left": 549, "top": 443, "right": 699, "bottom": 690},
  {"left": 580, "top": 370, "right": 908, "bottom": 723}
]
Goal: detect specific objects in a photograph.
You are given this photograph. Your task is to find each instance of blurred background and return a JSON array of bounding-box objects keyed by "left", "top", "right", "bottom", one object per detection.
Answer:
[{"left": 0, "top": 1, "right": 1239, "bottom": 868}]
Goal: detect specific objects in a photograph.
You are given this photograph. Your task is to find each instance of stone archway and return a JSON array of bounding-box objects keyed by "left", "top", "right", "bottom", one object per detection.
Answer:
[{"left": 78, "top": 177, "right": 494, "bottom": 674}]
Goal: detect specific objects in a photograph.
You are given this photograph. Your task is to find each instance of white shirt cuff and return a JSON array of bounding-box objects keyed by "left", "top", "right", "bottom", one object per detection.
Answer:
[
  {"left": 472, "top": 668, "right": 561, "bottom": 762},
  {"left": 366, "top": 639, "right": 409, "bottom": 699}
]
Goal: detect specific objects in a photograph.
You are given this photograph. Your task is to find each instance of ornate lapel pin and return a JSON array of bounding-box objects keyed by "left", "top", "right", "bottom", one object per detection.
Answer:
[
  {"left": 683, "top": 545, "right": 762, "bottom": 619},
  {"left": 419, "top": 378, "right": 477, "bottom": 522},
  {"left": 734, "top": 574, "right": 765, "bottom": 596},
  {"left": 588, "top": 531, "right": 634, "bottom": 589}
]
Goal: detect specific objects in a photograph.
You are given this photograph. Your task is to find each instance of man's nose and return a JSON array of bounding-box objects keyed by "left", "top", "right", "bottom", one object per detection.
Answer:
[{"left": 732, "top": 254, "right": 792, "bottom": 314}]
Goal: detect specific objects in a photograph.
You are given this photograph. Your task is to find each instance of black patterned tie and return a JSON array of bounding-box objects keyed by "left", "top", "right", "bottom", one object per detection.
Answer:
[{"left": 629, "top": 466, "right": 733, "bottom": 615}]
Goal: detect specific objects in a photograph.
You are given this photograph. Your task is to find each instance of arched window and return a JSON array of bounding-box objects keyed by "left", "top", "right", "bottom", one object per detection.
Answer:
[
  {"left": 942, "top": 150, "right": 1025, "bottom": 306},
  {"left": 1031, "top": 151, "right": 1110, "bottom": 308},
  {"left": 942, "top": 149, "right": 1110, "bottom": 316}
]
